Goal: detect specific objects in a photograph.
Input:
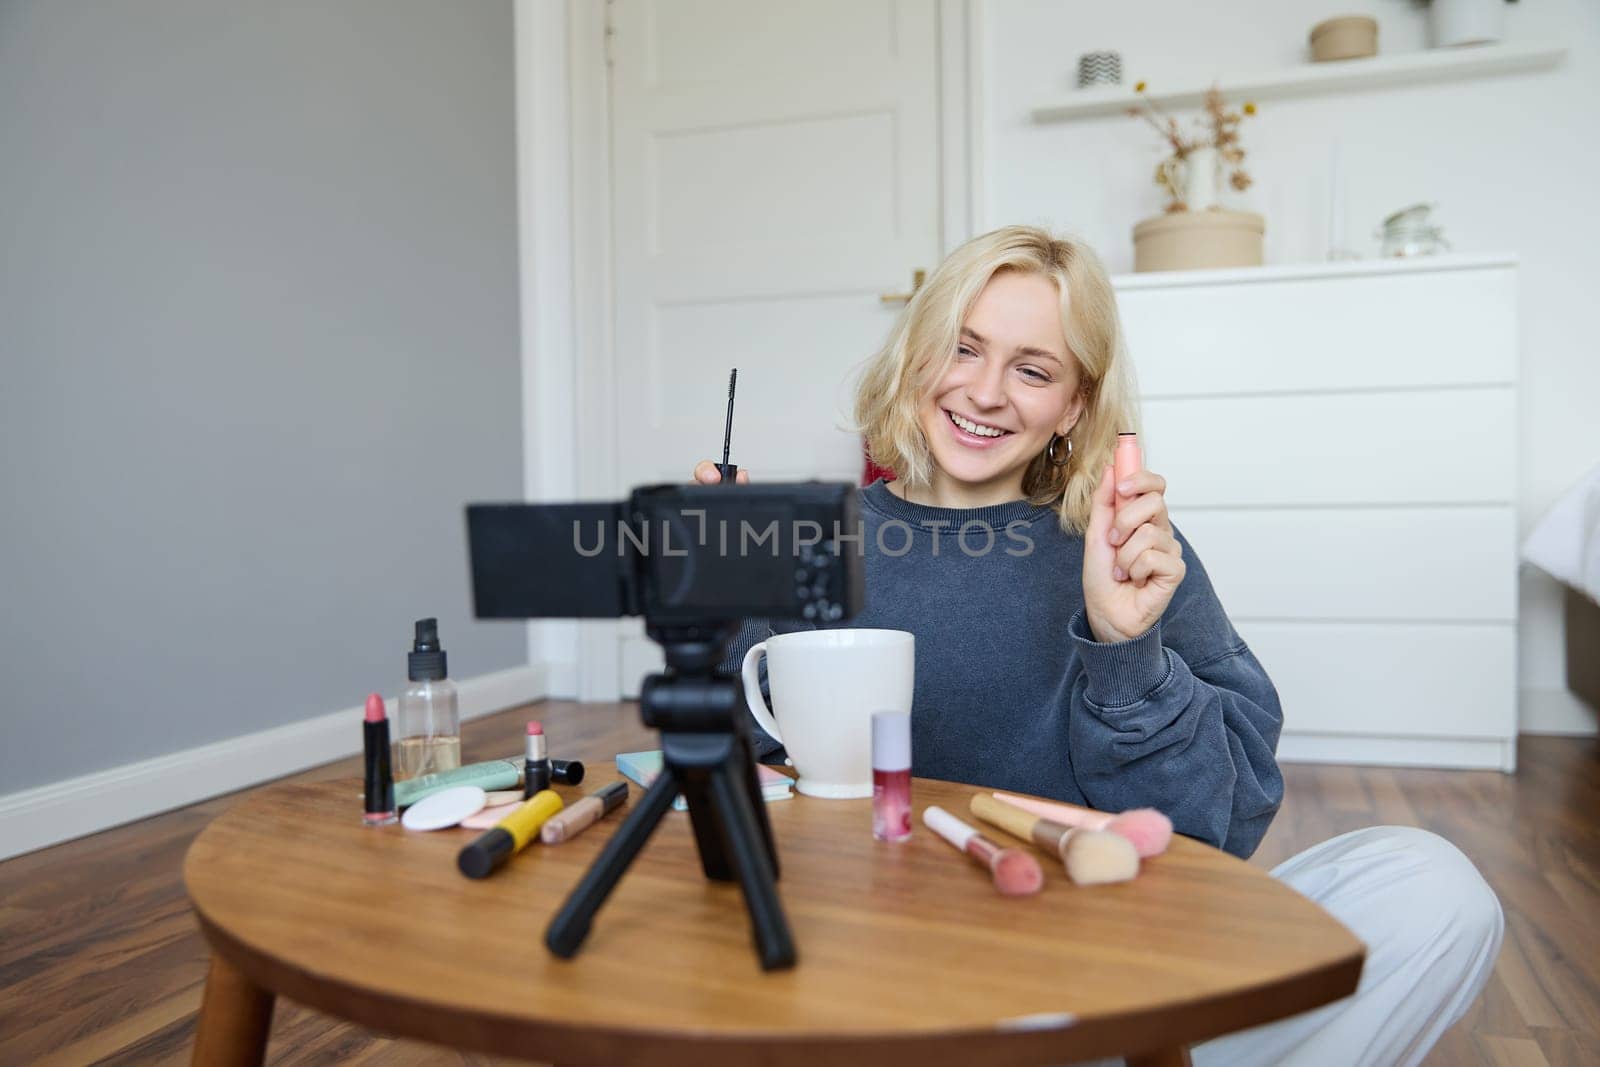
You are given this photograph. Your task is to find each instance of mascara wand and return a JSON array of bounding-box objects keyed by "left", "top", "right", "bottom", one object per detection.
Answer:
[{"left": 717, "top": 368, "right": 739, "bottom": 483}]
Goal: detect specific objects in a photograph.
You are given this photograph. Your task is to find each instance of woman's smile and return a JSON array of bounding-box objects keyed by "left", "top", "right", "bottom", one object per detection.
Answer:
[{"left": 942, "top": 408, "right": 1014, "bottom": 446}]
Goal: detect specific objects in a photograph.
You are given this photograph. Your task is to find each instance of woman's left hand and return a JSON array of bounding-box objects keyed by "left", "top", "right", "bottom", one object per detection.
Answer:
[{"left": 1082, "top": 464, "right": 1186, "bottom": 644}]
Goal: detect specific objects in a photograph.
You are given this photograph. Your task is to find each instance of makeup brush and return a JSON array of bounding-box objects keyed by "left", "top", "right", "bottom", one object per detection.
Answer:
[
  {"left": 923, "top": 806, "right": 1043, "bottom": 897},
  {"left": 969, "top": 794, "right": 1139, "bottom": 886},
  {"left": 716, "top": 368, "right": 739, "bottom": 483},
  {"left": 991, "top": 792, "right": 1173, "bottom": 858}
]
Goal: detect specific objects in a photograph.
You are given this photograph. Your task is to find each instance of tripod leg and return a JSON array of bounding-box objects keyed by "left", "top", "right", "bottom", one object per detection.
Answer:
[
  {"left": 707, "top": 763, "right": 797, "bottom": 971},
  {"left": 737, "top": 745, "right": 781, "bottom": 880},
  {"left": 545, "top": 771, "right": 679, "bottom": 959}
]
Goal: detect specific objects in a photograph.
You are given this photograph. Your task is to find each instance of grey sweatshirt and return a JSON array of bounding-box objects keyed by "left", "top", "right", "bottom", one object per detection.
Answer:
[{"left": 721, "top": 480, "right": 1285, "bottom": 858}]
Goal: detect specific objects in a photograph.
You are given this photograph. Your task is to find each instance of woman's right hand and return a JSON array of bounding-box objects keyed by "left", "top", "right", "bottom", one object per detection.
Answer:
[{"left": 692, "top": 460, "right": 751, "bottom": 485}]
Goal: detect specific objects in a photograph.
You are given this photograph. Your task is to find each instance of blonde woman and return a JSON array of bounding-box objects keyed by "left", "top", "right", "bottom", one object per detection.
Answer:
[{"left": 695, "top": 226, "right": 1500, "bottom": 1066}]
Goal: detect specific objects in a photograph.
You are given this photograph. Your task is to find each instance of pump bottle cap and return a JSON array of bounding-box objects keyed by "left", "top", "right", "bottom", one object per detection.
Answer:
[{"left": 408, "top": 617, "right": 448, "bottom": 681}]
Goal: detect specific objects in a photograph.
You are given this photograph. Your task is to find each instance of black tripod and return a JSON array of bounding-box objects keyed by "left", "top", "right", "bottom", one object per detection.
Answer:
[{"left": 544, "top": 622, "right": 796, "bottom": 970}]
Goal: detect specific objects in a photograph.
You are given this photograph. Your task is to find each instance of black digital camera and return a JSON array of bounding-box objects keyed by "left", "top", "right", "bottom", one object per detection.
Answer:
[
  {"left": 465, "top": 481, "right": 865, "bottom": 625},
  {"left": 466, "top": 480, "right": 864, "bottom": 971}
]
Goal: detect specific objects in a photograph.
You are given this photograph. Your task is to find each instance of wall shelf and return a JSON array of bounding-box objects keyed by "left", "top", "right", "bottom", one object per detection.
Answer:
[{"left": 1031, "top": 43, "right": 1566, "bottom": 123}]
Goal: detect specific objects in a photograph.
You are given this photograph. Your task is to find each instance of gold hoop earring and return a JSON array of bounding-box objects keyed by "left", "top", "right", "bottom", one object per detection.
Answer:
[{"left": 1046, "top": 433, "right": 1072, "bottom": 467}]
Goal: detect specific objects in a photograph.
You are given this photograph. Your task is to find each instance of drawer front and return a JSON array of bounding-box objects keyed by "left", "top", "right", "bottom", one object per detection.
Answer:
[
  {"left": 1118, "top": 266, "right": 1516, "bottom": 397},
  {"left": 1238, "top": 621, "right": 1516, "bottom": 740},
  {"left": 1144, "top": 387, "right": 1516, "bottom": 508},
  {"left": 1176, "top": 506, "right": 1518, "bottom": 623}
]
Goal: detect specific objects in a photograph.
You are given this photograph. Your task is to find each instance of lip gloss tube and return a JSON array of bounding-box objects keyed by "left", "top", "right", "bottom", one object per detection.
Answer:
[
  {"left": 872, "top": 711, "right": 912, "bottom": 842},
  {"left": 1114, "top": 431, "right": 1142, "bottom": 512},
  {"left": 540, "top": 781, "right": 628, "bottom": 844},
  {"left": 362, "top": 693, "right": 397, "bottom": 826}
]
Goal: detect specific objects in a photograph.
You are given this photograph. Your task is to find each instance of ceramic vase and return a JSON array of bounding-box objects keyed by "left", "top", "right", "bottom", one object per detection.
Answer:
[{"left": 1184, "top": 146, "right": 1220, "bottom": 211}]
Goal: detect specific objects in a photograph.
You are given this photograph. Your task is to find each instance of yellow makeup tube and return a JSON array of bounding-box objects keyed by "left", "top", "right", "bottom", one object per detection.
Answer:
[{"left": 457, "top": 789, "right": 563, "bottom": 879}]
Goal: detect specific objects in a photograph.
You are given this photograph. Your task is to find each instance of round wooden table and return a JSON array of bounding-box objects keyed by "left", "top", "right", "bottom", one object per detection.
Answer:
[{"left": 185, "top": 768, "right": 1363, "bottom": 1066}]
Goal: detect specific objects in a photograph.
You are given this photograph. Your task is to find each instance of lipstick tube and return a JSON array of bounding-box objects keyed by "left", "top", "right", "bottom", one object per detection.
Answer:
[
  {"left": 524, "top": 720, "right": 551, "bottom": 799},
  {"left": 495, "top": 755, "right": 584, "bottom": 786},
  {"left": 1114, "top": 431, "right": 1142, "bottom": 512},
  {"left": 363, "top": 694, "right": 397, "bottom": 826}
]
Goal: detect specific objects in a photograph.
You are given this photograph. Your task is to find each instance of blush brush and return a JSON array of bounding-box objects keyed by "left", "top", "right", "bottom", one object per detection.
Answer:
[
  {"left": 969, "top": 794, "right": 1139, "bottom": 886},
  {"left": 923, "top": 805, "right": 1043, "bottom": 897}
]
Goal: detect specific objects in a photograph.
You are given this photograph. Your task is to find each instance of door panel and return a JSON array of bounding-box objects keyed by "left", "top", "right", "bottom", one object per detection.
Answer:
[{"left": 607, "top": 0, "right": 944, "bottom": 694}]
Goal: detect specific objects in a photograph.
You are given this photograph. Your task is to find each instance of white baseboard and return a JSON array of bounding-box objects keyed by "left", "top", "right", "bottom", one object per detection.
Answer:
[
  {"left": 0, "top": 664, "right": 550, "bottom": 862},
  {"left": 545, "top": 659, "right": 579, "bottom": 700},
  {"left": 1519, "top": 686, "right": 1599, "bottom": 736},
  {"left": 1278, "top": 731, "right": 1515, "bottom": 772}
]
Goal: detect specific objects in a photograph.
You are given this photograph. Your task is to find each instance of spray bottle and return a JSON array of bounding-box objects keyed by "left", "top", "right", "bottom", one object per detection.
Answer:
[{"left": 395, "top": 618, "right": 460, "bottom": 780}]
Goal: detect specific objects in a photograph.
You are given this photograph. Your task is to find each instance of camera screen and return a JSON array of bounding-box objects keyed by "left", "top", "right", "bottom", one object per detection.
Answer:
[
  {"left": 467, "top": 481, "right": 862, "bottom": 625},
  {"left": 648, "top": 502, "right": 798, "bottom": 613}
]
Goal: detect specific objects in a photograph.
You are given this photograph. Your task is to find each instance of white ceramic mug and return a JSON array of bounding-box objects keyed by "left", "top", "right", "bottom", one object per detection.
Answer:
[{"left": 740, "top": 629, "right": 914, "bottom": 798}]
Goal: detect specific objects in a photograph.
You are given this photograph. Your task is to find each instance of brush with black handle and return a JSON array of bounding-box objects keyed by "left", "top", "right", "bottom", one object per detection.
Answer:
[{"left": 716, "top": 368, "right": 739, "bottom": 483}]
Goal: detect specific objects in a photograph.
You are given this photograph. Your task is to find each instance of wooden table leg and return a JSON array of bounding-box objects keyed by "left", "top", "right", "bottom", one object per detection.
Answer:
[
  {"left": 1128, "top": 1048, "right": 1192, "bottom": 1067},
  {"left": 192, "top": 953, "right": 275, "bottom": 1066}
]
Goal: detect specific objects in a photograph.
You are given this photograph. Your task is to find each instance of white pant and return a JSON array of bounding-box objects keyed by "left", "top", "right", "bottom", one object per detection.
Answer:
[{"left": 1189, "top": 826, "right": 1504, "bottom": 1067}]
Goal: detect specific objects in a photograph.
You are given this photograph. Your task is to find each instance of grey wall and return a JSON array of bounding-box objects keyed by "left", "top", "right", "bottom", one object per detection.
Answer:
[{"left": 0, "top": 0, "right": 525, "bottom": 793}]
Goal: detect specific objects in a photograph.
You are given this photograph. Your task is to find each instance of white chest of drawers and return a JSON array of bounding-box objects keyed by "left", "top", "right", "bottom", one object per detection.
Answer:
[{"left": 1115, "top": 254, "right": 1519, "bottom": 771}]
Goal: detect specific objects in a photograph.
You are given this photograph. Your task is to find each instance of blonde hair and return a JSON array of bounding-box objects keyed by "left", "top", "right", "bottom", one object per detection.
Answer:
[{"left": 854, "top": 225, "right": 1140, "bottom": 533}]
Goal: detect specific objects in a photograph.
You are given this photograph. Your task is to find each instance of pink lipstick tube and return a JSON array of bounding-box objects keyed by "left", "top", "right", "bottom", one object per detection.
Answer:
[
  {"left": 523, "top": 720, "right": 551, "bottom": 800},
  {"left": 1114, "top": 432, "right": 1142, "bottom": 511},
  {"left": 362, "top": 693, "right": 397, "bottom": 826}
]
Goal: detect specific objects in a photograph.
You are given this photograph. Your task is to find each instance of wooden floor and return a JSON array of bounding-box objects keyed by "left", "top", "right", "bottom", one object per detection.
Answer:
[{"left": 1, "top": 702, "right": 1596, "bottom": 1066}]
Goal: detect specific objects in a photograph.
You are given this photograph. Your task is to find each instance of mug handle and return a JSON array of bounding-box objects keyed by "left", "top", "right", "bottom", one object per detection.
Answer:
[{"left": 740, "top": 641, "right": 783, "bottom": 746}]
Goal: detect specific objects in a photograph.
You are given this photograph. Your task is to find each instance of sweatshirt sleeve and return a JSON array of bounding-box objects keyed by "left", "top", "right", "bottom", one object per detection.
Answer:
[{"left": 1064, "top": 527, "right": 1284, "bottom": 858}]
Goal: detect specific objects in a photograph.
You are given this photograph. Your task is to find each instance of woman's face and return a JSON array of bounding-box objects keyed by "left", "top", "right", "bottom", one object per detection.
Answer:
[{"left": 916, "top": 270, "right": 1085, "bottom": 503}]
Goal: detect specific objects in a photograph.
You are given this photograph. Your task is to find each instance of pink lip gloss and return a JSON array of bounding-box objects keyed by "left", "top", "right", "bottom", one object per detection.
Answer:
[{"left": 872, "top": 711, "right": 912, "bottom": 842}]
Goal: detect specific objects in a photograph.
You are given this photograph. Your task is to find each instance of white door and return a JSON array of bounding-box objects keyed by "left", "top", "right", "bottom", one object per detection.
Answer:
[{"left": 605, "top": 0, "right": 950, "bottom": 695}]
